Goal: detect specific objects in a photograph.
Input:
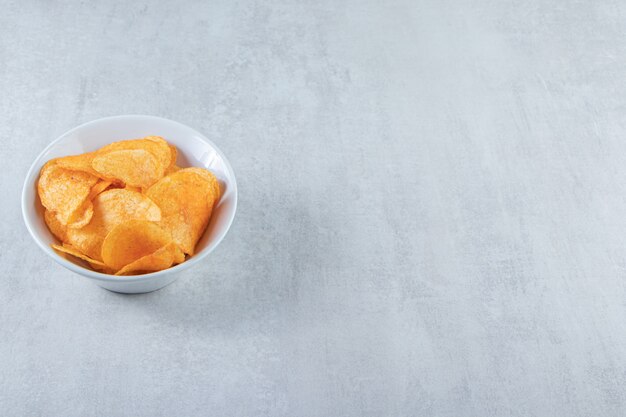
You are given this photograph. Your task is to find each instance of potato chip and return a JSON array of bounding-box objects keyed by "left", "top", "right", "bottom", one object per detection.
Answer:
[
  {"left": 166, "top": 164, "right": 181, "bottom": 174},
  {"left": 52, "top": 243, "right": 107, "bottom": 267},
  {"left": 124, "top": 185, "right": 142, "bottom": 193},
  {"left": 45, "top": 209, "right": 67, "bottom": 241},
  {"left": 101, "top": 220, "right": 173, "bottom": 271},
  {"left": 92, "top": 149, "right": 161, "bottom": 189},
  {"left": 89, "top": 180, "right": 112, "bottom": 200},
  {"left": 166, "top": 143, "right": 177, "bottom": 169},
  {"left": 179, "top": 167, "right": 221, "bottom": 204},
  {"left": 146, "top": 169, "right": 218, "bottom": 255},
  {"left": 89, "top": 261, "right": 116, "bottom": 274},
  {"left": 38, "top": 162, "right": 98, "bottom": 225},
  {"left": 66, "top": 200, "right": 94, "bottom": 229},
  {"left": 99, "top": 136, "right": 171, "bottom": 175},
  {"left": 55, "top": 153, "right": 121, "bottom": 183},
  {"left": 65, "top": 189, "right": 161, "bottom": 261},
  {"left": 115, "top": 242, "right": 185, "bottom": 275},
  {"left": 56, "top": 137, "right": 172, "bottom": 185},
  {"left": 55, "top": 152, "right": 100, "bottom": 176}
]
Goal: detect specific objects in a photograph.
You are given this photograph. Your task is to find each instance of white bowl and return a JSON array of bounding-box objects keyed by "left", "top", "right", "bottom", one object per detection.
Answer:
[{"left": 22, "top": 115, "right": 238, "bottom": 293}]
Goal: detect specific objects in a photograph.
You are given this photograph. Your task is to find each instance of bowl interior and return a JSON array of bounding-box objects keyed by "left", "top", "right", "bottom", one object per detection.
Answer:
[{"left": 22, "top": 115, "right": 237, "bottom": 279}]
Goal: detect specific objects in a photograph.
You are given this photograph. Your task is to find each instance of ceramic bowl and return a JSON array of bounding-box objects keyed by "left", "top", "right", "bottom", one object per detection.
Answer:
[{"left": 22, "top": 115, "right": 237, "bottom": 293}]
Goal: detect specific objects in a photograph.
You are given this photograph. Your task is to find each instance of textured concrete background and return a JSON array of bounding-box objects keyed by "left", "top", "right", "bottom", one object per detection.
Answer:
[{"left": 2, "top": 0, "right": 626, "bottom": 416}]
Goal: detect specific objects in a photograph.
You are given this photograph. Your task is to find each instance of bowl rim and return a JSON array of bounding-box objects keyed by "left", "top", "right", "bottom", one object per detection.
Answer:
[{"left": 21, "top": 114, "right": 238, "bottom": 283}]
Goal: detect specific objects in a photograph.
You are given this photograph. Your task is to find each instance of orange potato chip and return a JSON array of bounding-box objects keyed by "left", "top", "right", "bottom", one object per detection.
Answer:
[
  {"left": 52, "top": 243, "right": 107, "bottom": 267},
  {"left": 92, "top": 265, "right": 116, "bottom": 274},
  {"left": 66, "top": 200, "right": 94, "bottom": 229},
  {"left": 101, "top": 220, "right": 173, "bottom": 271},
  {"left": 38, "top": 162, "right": 98, "bottom": 225},
  {"left": 167, "top": 143, "right": 177, "bottom": 168},
  {"left": 56, "top": 137, "right": 172, "bottom": 185},
  {"left": 162, "top": 142, "right": 178, "bottom": 175},
  {"left": 58, "top": 180, "right": 111, "bottom": 230},
  {"left": 145, "top": 136, "right": 173, "bottom": 164},
  {"left": 45, "top": 209, "right": 67, "bottom": 241},
  {"left": 166, "top": 164, "right": 181, "bottom": 174},
  {"left": 92, "top": 149, "right": 161, "bottom": 189},
  {"left": 89, "top": 180, "right": 112, "bottom": 200},
  {"left": 124, "top": 185, "right": 142, "bottom": 193},
  {"left": 55, "top": 152, "right": 100, "bottom": 176},
  {"left": 99, "top": 136, "right": 171, "bottom": 174},
  {"left": 115, "top": 242, "right": 185, "bottom": 276},
  {"left": 55, "top": 153, "right": 121, "bottom": 183},
  {"left": 179, "top": 167, "right": 221, "bottom": 204},
  {"left": 88, "top": 260, "right": 116, "bottom": 274},
  {"left": 146, "top": 169, "right": 218, "bottom": 255},
  {"left": 65, "top": 189, "right": 161, "bottom": 261}
]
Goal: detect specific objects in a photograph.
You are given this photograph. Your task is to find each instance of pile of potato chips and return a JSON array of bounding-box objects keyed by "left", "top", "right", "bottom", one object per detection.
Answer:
[{"left": 38, "top": 136, "right": 221, "bottom": 275}]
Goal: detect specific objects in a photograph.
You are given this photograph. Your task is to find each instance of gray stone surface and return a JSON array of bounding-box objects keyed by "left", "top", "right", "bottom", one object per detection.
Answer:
[{"left": 2, "top": 0, "right": 626, "bottom": 415}]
